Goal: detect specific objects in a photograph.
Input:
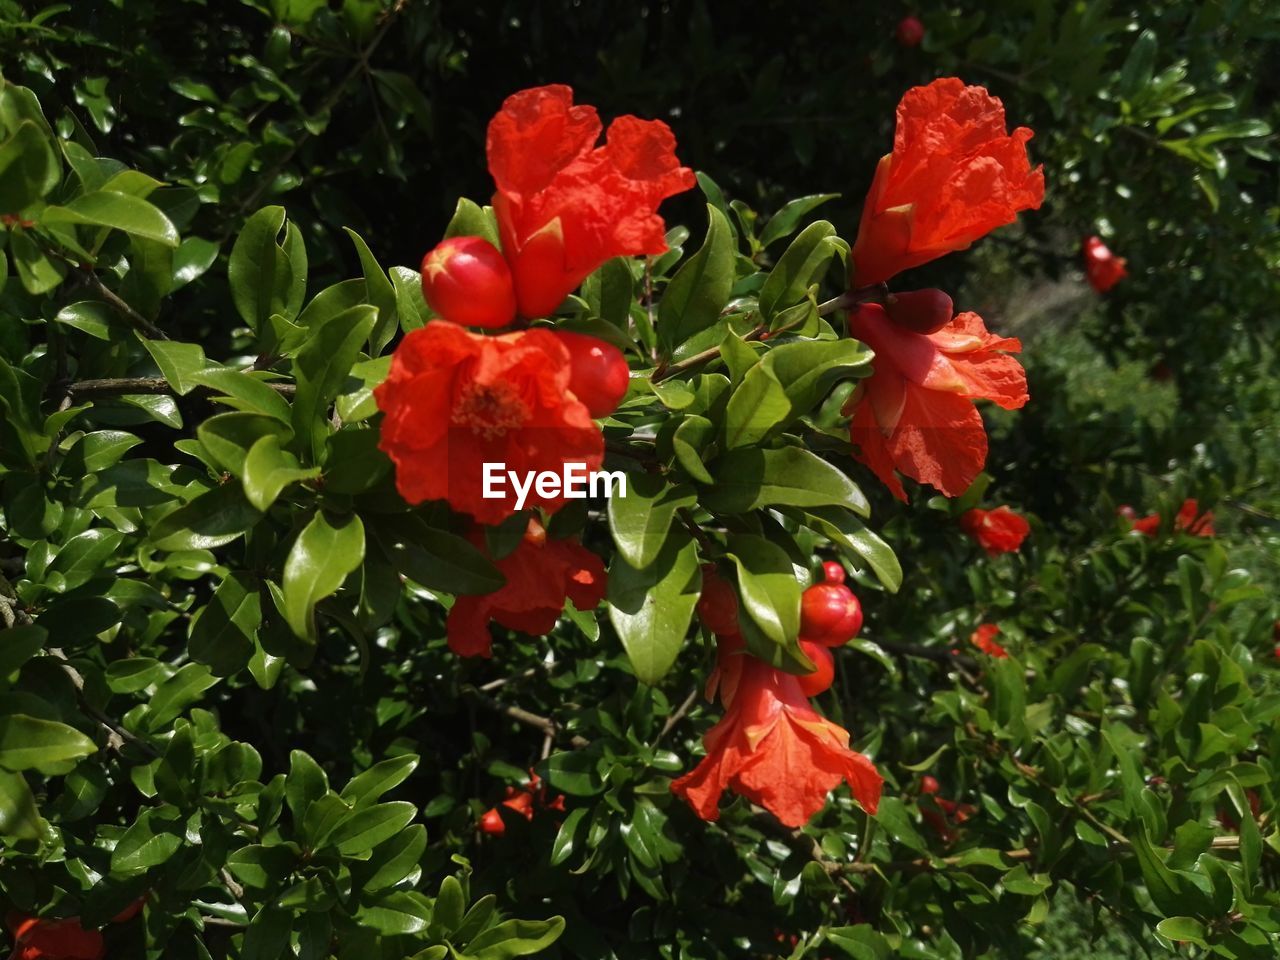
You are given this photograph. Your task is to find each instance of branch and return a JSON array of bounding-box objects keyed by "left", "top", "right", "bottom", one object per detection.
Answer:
[
  {"left": 875, "top": 639, "right": 977, "bottom": 669},
  {"left": 63, "top": 377, "right": 295, "bottom": 399},
  {"left": 76, "top": 267, "right": 168, "bottom": 341},
  {"left": 654, "top": 686, "right": 701, "bottom": 747},
  {"left": 48, "top": 648, "right": 160, "bottom": 758}
]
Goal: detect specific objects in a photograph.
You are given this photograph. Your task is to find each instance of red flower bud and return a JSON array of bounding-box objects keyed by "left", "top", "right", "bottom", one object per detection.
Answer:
[
  {"left": 821, "top": 560, "right": 846, "bottom": 585},
  {"left": 479, "top": 808, "right": 506, "bottom": 835},
  {"left": 1082, "top": 235, "right": 1127, "bottom": 293},
  {"left": 550, "top": 330, "right": 630, "bottom": 418},
  {"left": 896, "top": 15, "right": 925, "bottom": 47},
  {"left": 796, "top": 640, "right": 835, "bottom": 697},
  {"left": 800, "top": 583, "right": 864, "bottom": 647},
  {"left": 883, "top": 289, "right": 954, "bottom": 334},
  {"left": 697, "top": 565, "right": 741, "bottom": 636},
  {"left": 420, "top": 236, "right": 517, "bottom": 329},
  {"left": 920, "top": 774, "right": 940, "bottom": 795}
]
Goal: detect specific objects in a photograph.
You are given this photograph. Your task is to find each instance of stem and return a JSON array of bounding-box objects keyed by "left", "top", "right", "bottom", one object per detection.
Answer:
[{"left": 463, "top": 687, "right": 589, "bottom": 750}]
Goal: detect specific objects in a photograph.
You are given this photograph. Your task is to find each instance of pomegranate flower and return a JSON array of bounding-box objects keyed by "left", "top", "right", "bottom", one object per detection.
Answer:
[
  {"left": 1124, "top": 498, "right": 1215, "bottom": 538},
  {"left": 960, "top": 505, "right": 1030, "bottom": 555},
  {"left": 487, "top": 84, "right": 696, "bottom": 318},
  {"left": 374, "top": 321, "right": 603, "bottom": 524},
  {"left": 851, "top": 78, "right": 1044, "bottom": 286},
  {"left": 672, "top": 636, "right": 883, "bottom": 827},
  {"left": 1082, "top": 235, "right": 1127, "bottom": 293},
  {"left": 845, "top": 307, "right": 1028, "bottom": 500},
  {"left": 446, "top": 519, "right": 606, "bottom": 658}
]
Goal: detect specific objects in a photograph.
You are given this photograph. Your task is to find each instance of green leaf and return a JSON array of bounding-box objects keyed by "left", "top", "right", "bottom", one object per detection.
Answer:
[
  {"left": 286, "top": 750, "right": 329, "bottom": 822},
  {"left": 60, "top": 430, "right": 140, "bottom": 475},
  {"left": 800, "top": 506, "right": 902, "bottom": 592},
  {"left": 110, "top": 810, "right": 184, "bottom": 873},
  {"left": 226, "top": 844, "right": 298, "bottom": 891},
  {"left": 1156, "top": 917, "right": 1208, "bottom": 946},
  {"left": 241, "top": 434, "right": 320, "bottom": 511},
  {"left": 758, "top": 220, "right": 840, "bottom": 320},
  {"left": 658, "top": 204, "right": 735, "bottom": 351},
  {"left": 141, "top": 663, "right": 218, "bottom": 732},
  {"left": 825, "top": 924, "right": 892, "bottom": 960},
  {"left": 339, "top": 755, "right": 419, "bottom": 808},
  {"left": 374, "top": 518, "right": 504, "bottom": 595},
  {"left": 443, "top": 196, "right": 500, "bottom": 249},
  {"left": 607, "top": 474, "right": 696, "bottom": 570},
  {"left": 54, "top": 301, "right": 115, "bottom": 340},
  {"left": 140, "top": 339, "right": 208, "bottom": 396},
  {"left": 724, "top": 534, "right": 801, "bottom": 649},
  {"left": 324, "top": 800, "right": 416, "bottom": 855},
  {"left": 358, "top": 891, "right": 433, "bottom": 936},
  {"left": 291, "top": 304, "right": 377, "bottom": 461},
  {"left": 0, "top": 714, "right": 96, "bottom": 774},
  {"left": 242, "top": 907, "right": 292, "bottom": 960},
  {"left": 151, "top": 483, "right": 262, "bottom": 552},
  {"left": 0, "top": 770, "right": 41, "bottom": 840},
  {"left": 702, "top": 447, "right": 868, "bottom": 515},
  {"left": 172, "top": 236, "right": 220, "bottom": 288},
  {"left": 0, "top": 625, "right": 46, "bottom": 675},
  {"left": 229, "top": 206, "right": 300, "bottom": 331},
  {"left": 607, "top": 530, "right": 700, "bottom": 685},
  {"left": 197, "top": 412, "right": 288, "bottom": 475},
  {"left": 722, "top": 362, "right": 789, "bottom": 449},
  {"left": 282, "top": 511, "right": 365, "bottom": 643},
  {"left": 46, "top": 528, "right": 124, "bottom": 592},
  {"left": 671, "top": 415, "right": 715, "bottom": 483},
  {"left": 10, "top": 230, "right": 66, "bottom": 293},
  {"left": 759, "top": 194, "right": 840, "bottom": 249},
  {"left": 343, "top": 227, "right": 398, "bottom": 355},
  {"left": 188, "top": 572, "right": 262, "bottom": 676},
  {"left": 42, "top": 191, "right": 179, "bottom": 246},
  {"left": 0, "top": 120, "right": 59, "bottom": 212},
  {"left": 464, "top": 916, "right": 566, "bottom": 959},
  {"left": 1118, "top": 29, "right": 1158, "bottom": 100},
  {"left": 190, "top": 368, "right": 293, "bottom": 423},
  {"left": 362, "top": 823, "right": 427, "bottom": 892},
  {"left": 550, "top": 807, "right": 588, "bottom": 866}
]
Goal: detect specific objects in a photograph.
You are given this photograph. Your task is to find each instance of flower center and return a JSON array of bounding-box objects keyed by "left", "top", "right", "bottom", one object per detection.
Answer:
[{"left": 452, "top": 380, "right": 529, "bottom": 439}]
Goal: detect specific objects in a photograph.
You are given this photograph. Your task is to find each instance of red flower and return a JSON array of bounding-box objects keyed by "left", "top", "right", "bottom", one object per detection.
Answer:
[
  {"left": 374, "top": 321, "right": 603, "bottom": 524},
  {"left": 1082, "top": 236, "right": 1127, "bottom": 293},
  {"left": 845, "top": 306, "right": 1028, "bottom": 499},
  {"left": 446, "top": 519, "right": 606, "bottom": 658},
  {"left": 672, "top": 636, "right": 883, "bottom": 827},
  {"left": 970, "top": 623, "right": 1008, "bottom": 658},
  {"left": 487, "top": 85, "right": 696, "bottom": 319},
  {"left": 1125, "top": 498, "right": 1214, "bottom": 538},
  {"left": 851, "top": 78, "right": 1044, "bottom": 286},
  {"left": 8, "top": 917, "right": 104, "bottom": 960},
  {"left": 960, "top": 505, "right": 1030, "bottom": 555}
]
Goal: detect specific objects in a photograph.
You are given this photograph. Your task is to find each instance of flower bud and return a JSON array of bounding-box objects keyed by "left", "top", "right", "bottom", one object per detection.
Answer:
[
  {"left": 920, "top": 774, "right": 941, "bottom": 795},
  {"left": 822, "top": 560, "right": 846, "bottom": 585},
  {"left": 883, "top": 288, "right": 953, "bottom": 334},
  {"left": 550, "top": 330, "right": 630, "bottom": 418},
  {"left": 420, "top": 236, "right": 517, "bottom": 329},
  {"left": 799, "top": 582, "right": 864, "bottom": 647},
  {"left": 796, "top": 640, "right": 835, "bottom": 697},
  {"left": 896, "top": 15, "right": 925, "bottom": 47}
]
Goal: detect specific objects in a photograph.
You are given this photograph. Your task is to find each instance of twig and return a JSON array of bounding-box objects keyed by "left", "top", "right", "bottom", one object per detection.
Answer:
[
  {"left": 77, "top": 268, "right": 168, "bottom": 340},
  {"left": 63, "top": 377, "right": 295, "bottom": 399},
  {"left": 48, "top": 648, "right": 159, "bottom": 757},
  {"left": 463, "top": 687, "right": 589, "bottom": 750},
  {"left": 843, "top": 847, "right": 1034, "bottom": 875},
  {"left": 876, "top": 639, "right": 977, "bottom": 669},
  {"left": 654, "top": 686, "right": 701, "bottom": 747},
  {"left": 478, "top": 667, "right": 543, "bottom": 692}
]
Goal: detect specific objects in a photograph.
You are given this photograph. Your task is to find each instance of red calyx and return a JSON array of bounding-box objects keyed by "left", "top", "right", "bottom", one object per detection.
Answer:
[
  {"left": 479, "top": 808, "right": 506, "bottom": 835},
  {"left": 550, "top": 329, "right": 630, "bottom": 418},
  {"left": 822, "top": 560, "right": 846, "bottom": 585},
  {"left": 799, "top": 582, "right": 864, "bottom": 647},
  {"left": 796, "top": 640, "right": 835, "bottom": 697},
  {"left": 697, "top": 565, "right": 741, "bottom": 636},
  {"left": 896, "top": 15, "right": 925, "bottom": 47},
  {"left": 420, "top": 236, "right": 517, "bottom": 329},
  {"left": 883, "top": 288, "right": 953, "bottom": 334},
  {"left": 920, "top": 775, "right": 940, "bottom": 795}
]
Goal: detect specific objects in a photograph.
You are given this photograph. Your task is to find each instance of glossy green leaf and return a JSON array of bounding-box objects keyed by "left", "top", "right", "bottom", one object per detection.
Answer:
[
  {"left": 658, "top": 204, "right": 735, "bottom": 350},
  {"left": 607, "top": 473, "right": 696, "bottom": 570},
  {"left": 241, "top": 433, "right": 320, "bottom": 511},
  {"left": 0, "top": 714, "right": 97, "bottom": 774},
  {"left": 608, "top": 530, "right": 700, "bottom": 684},
  {"left": 282, "top": 511, "right": 365, "bottom": 643},
  {"left": 43, "top": 191, "right": 179, "bottom": 246}
]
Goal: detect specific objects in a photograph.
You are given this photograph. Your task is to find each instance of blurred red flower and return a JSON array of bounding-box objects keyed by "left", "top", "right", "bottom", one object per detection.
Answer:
[
  {"left": 970, "top": 623, "right": 1008, "bottom": 658},
  {"left": 7, "top": 917, "right": 104, "bottom": 960},
  {"left": 851, "top": 78, "right": 1044, "bottom": 286},
  {"left": 846, "top": 307, "right": 1028, "bottom": 499},
  {"left": 960, "top": 505, "right": 1030, "bottom": 555},
  {"left": 487, "top": 84, "right": 696, "bottom": 318},
  {"left": 1083, "top": 235, "right": 1128, "bottom": 293}
]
